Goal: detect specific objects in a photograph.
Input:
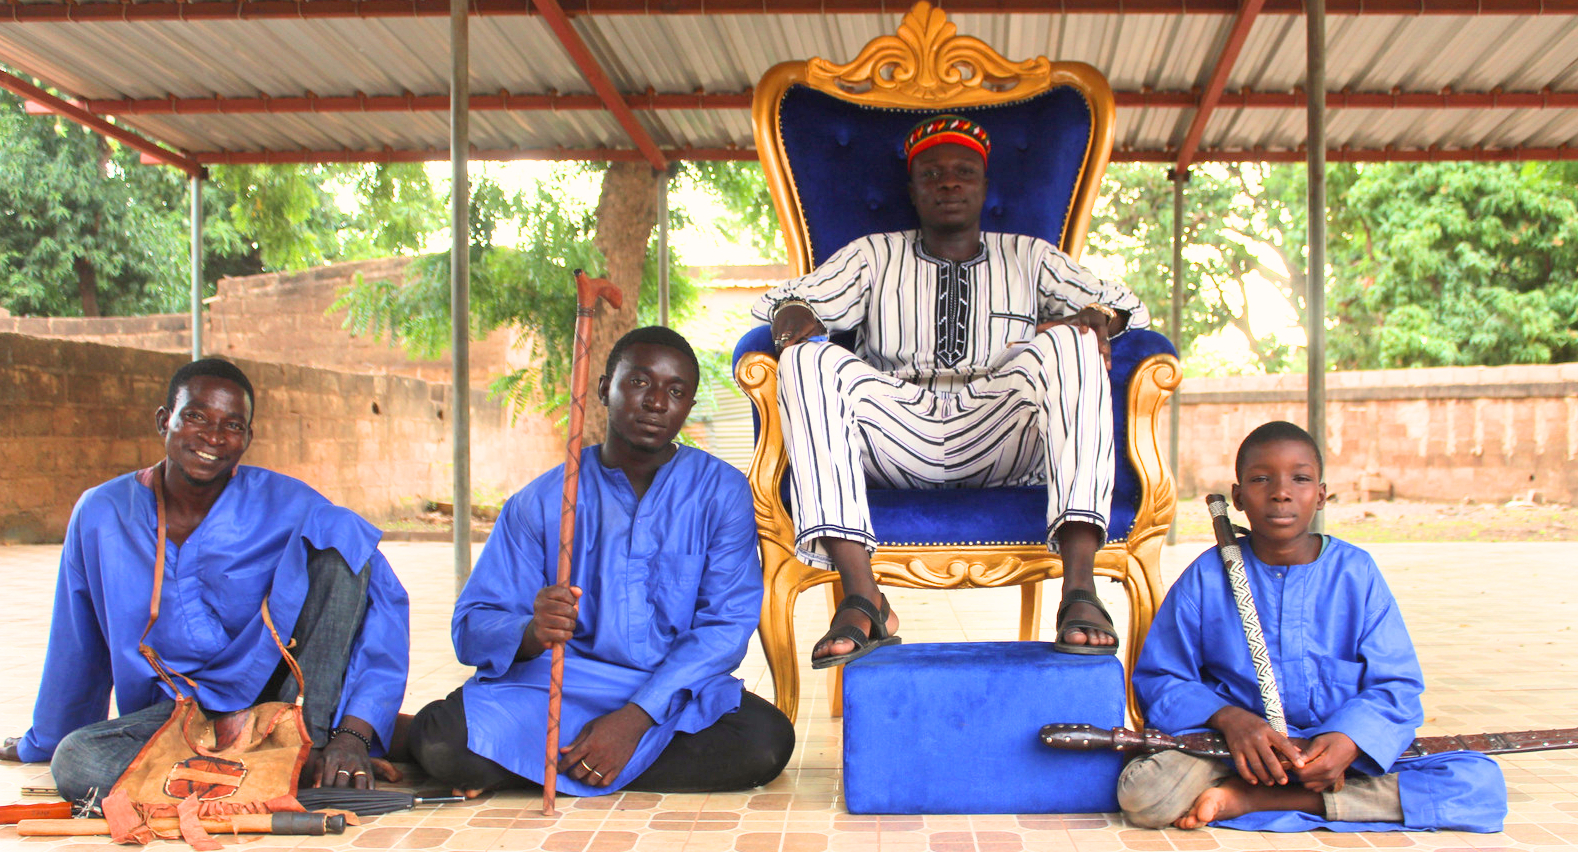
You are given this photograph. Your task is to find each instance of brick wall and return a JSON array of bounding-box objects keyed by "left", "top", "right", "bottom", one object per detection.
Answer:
[
  {"left": 0, "top": 258, "right": 525, "bottom": 387},
  {"left": 0, "top": 333, "right": 562, "bottom": 543},
  {"left": 1169, "top": 363, "right": 1578, "bottom": 504}
]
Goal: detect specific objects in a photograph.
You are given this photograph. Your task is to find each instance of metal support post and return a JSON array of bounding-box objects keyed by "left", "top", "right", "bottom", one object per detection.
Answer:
[
  {"left": 657, "top": 167, "right": 670, "bottom": 327},
  {"left": 1166, "top": 167, "right": 1187, "bottom": 545},
  {"left": 451, "top": 0, "right": 473, "bottom": 592},
  {"left": 190, "top": 172, "right": 204, "bottom": 360},
  {"left": 1307, "top": 0, "right": 1328, "bottom": 532}
]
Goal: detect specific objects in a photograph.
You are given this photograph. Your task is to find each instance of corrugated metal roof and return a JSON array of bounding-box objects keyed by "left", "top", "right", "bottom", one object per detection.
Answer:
[{"left": 1, "top": 6, "right": 1575, "bottom": 161}]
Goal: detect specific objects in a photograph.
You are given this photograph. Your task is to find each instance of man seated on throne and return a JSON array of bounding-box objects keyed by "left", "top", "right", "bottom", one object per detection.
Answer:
[{"left": 756, "top": 115, "right": 1152, "bottom": 669}]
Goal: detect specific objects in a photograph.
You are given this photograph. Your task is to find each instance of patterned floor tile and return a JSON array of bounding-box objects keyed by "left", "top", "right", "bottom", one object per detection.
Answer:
[{"left": 0, "top": 541, "right": 1572, "bottom": 852}]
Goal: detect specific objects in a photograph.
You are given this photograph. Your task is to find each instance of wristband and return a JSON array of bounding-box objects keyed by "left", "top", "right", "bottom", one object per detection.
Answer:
[
  {"left": 330, "top": 726, "right": 373, "bottom": 751},
  {"left": 1083, "top": 302, "right": 1118, "bottom": 321},
  {"left": 769, "top": 297, "right": 815, "bottom": 320}
]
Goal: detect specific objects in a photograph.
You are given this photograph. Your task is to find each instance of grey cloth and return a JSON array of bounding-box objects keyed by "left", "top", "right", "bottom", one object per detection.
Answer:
[
  {"left": 1117, "top": 749, "right": 1404, "bottom": 829},
  {"left": 50, "top": 546, "right": 371, "bottom": 806}
]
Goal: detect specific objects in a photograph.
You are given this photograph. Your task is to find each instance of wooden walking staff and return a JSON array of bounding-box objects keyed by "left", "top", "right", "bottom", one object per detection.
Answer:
[{"left": 542, "top": 269, "right": 622, "bottom": 816}]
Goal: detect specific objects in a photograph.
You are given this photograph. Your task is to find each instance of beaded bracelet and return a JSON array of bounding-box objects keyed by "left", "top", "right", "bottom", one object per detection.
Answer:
[{"left": 330, "top": 726, "right": 373, "bottom": 751}]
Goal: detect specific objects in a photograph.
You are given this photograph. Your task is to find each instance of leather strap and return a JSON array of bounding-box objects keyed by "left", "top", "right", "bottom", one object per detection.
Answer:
[{"left": 137, "top": 461, "right": 304, "bottom": 707}]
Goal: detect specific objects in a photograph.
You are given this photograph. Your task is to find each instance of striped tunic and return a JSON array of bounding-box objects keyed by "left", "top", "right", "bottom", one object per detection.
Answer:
[
  {"left": 751, "top": 230, "right": 1150, "bottom": 393},
  {"left": 752, "top": 230, "right": 1153, "bottom": 564}
]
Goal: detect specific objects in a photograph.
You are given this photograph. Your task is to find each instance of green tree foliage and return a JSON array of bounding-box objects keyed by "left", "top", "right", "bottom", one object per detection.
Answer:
[
  {"left": 0, "top": 73, "right": 442, "bottom": 317},
  {"left": 678, "top": 161, "right": 785, "bottom": 261},
  {"left": 334, "top": 167, "right": 714, "bottom": 414},
  {"left": 1091, "top": 162, "right": 1345, "bottom": 374},
  {"left": 1328, "top": 162, "right": 1578, "bottom": 368},
  {"left": 0, "top": 89, "right": 259, "bottom": 316}
]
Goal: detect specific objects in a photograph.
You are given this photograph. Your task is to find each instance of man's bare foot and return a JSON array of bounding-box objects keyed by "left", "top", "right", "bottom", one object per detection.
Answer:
[
  {"left": 452, "top": 787, "right": 487, "bottom": 799},
  {"left": 811, "top": 597, "right": 900, "bottom": 661},
  {"left": 1173, "top": 778, "right": 1323, "bottom": 829}
]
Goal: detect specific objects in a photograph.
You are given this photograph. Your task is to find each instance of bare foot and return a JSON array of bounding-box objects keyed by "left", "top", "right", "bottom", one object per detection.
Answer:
[
  {"left": 1174, "top": 781, "right": 1250, "bottom": 829},
  {"left": 811, "top": 599, "right": 900, "bottom": 661},
  {"left": 1173, "top": 778, "right": 1323, "bottom": 829},
  {"left": 453, "top": 787, "right": 487, "bottom": 799}
]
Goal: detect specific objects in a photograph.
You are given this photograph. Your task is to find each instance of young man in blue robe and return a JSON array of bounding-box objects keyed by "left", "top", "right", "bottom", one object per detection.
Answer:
[
  {"left": 0, "top": 358, "right": 411, "bottom": 802},
  {"left": 407, "top": 326, "right": 795, "bottom": 797},
  {"left": 1119, "top": 421, "right": 1506, "bottom": 833}
]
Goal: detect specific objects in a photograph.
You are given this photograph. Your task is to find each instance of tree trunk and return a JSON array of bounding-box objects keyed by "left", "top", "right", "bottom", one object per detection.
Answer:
[
  {"left": 585, "top": 162, "right": 661, "bottom": 445},
  {"left": 75, "top": 255, "right": 100, "bottom": 317}
]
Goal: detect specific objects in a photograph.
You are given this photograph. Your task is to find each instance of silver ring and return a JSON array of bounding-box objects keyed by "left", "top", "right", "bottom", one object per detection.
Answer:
[
  {"left": 591, "top": 769, "right": 605, "bottom": 778},
  {"left": 335, "top": 769, "right": 351, "bottom": 776}
]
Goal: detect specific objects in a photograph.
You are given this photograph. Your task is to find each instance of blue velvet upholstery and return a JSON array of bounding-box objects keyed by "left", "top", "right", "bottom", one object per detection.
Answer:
[
  {"left": 777, "top": 86, "right": 1094, "bottom": 267},
  {"left": 843, "top": 642, "right": 1123, "bottom": 814},
  {"left": 731, "top": 326, "right": 1179, "bottom": 544}
]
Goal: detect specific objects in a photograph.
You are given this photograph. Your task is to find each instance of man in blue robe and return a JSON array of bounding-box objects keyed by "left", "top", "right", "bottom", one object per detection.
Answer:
[
  {"left": 407, "top": 326, "right": 794, "bottom": 796},
  {"left": 1119, "top": 421, "right": 1505, "bottom": 832},
  {"left": 1, "top": 358, "right": 411, "bottom": 802}
]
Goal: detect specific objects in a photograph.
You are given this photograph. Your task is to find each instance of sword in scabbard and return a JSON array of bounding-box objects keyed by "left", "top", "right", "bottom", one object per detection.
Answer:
[{"left": 1040, "top": 723, "right": 1578, "bottom": 759}]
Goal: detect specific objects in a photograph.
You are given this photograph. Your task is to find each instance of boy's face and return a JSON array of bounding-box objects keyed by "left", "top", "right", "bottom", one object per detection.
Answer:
[
  {"left": 597, "top": 342, "right": 698, "bottom": 454},
  {"left": 1231, "top": 438, "right": 1326, "bottom": 551}
]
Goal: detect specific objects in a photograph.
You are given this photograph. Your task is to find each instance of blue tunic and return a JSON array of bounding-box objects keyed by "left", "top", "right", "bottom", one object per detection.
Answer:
[
  {"left": 454, "top": 445, "right": 762, "bottom": 797},
  {"left": 1133, "top": 537, "right": 1506, "bottom": 832},
  {"left": 18, "top": 467, "right": 411, "bottom": 762}
]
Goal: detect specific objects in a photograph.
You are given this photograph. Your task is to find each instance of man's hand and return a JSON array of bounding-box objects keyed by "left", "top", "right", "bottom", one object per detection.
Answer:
[
  {"left": 310, "top": 718, "right": 383, "bottom": 789},
  {"left": 1209, "top": 705, "right": 1306, "bottom": 786},
  {"left": 1294, "top": 732, "right": 1359, "bottom": 793},
  {"left": 518, "top": 585, "right": 582, "bottom": 661},
  {"left": 1039, "top": 306, "right": 1122, "bottom": 369},
  {"left": 770, "top": 303, "right": 827, "bottom": 352},
  {"left": 557, "top": 703, "right": 655, "bottom": 788},
  {"left": 0, "top": 736, "right": 21, "bottom": 762}
]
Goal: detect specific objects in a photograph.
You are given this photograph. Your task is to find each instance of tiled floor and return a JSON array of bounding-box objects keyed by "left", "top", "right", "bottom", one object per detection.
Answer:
[{"left": 1, "top": 540, "right": 1575, "bottom": 850}]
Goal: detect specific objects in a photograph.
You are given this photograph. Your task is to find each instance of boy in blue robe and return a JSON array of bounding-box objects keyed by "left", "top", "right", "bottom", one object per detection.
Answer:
[
  {"left": 1119, "top": 421, "right": 1506, "bottom": 832},
  {"left": 407, "top": 327, "right": 794, "bottom": 797},
  {"left": 1, "top": 358, "right": 411, "bottom": 802}
]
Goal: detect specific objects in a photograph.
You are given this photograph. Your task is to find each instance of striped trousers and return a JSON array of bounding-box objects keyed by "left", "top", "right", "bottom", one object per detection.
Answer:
[{"left": 776, "top": 325, "right": 1115, "bottom": 570}]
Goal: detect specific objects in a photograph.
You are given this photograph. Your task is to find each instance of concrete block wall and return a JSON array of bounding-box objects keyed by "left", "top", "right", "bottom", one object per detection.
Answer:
[
  {"left": 0, "top": 258, "right": 525, "bottom": 386},
  {"left": 0, "top": 332, "right": 562, "bottom": 543},
  {"left": 1169, "top": 363, "right": 1578, "bottom": 504}
]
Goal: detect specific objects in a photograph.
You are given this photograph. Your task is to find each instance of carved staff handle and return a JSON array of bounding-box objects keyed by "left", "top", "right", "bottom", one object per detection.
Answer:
[{"left": 543, "top": 270, "right": 622, "bottom": 816}]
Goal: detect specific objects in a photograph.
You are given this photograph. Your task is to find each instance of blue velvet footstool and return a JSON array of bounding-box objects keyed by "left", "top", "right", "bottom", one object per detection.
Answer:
[{"left": 842, "top": 641, "right": 1124, "bottom": 814}]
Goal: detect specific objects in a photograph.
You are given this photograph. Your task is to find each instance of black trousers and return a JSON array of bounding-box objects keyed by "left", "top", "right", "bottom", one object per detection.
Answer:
[{"left": 409, "top": 685, "right": 795, "bottom": 794}]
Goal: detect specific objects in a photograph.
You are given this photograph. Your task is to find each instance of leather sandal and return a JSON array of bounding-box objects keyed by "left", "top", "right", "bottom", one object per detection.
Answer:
[
  {"left": 810, "top": 593, "right": 901, "bottom": 670},
  {"left": 1053, "top": 588, "right": 1120, "bottom": 656}
]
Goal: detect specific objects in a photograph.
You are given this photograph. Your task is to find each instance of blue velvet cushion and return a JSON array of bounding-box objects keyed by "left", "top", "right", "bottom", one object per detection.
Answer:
[
  {"left": 843, "top": 642, "right": 1123, "bottom": 814},
  {"left": 777, "top": 85, "right": 1094, "bottom": 267},
  {"left": 732, "top": 326, "right": 1178, "bottom": 545}
]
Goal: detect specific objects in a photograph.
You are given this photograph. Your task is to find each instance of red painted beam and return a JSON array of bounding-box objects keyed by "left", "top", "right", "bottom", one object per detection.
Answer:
[
  {"left": 161, "top": 144, "right": 1578, "bottom": 166},
  {"left": 1113, "top": 145, "right": 1578, "bottom": 162},
  {"left": 81, "top": 87, "right": 1578, "bottom": 117},
  {"left": 82, "top": 89, "right": 754, "bottom": 115},
  {"left": 172, "top": 146, "right": 754, "bottom": 165},
  {"left": 7, "top": 0, "right": 1575, "bottom": 22},
  {"left": 1177, "top": 0, "right": 1267, "bottom": 170},
  {"left": 528, "top": 0, "right": 665, "bottom": 171},
  {"left": 0, "top": 69, "right": 202, "bottom": 175}
]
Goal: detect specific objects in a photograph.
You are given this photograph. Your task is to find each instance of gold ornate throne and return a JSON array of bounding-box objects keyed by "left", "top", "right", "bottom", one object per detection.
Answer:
[{"left": 731, "top": 1, "right": 1182, "bottom": 724}]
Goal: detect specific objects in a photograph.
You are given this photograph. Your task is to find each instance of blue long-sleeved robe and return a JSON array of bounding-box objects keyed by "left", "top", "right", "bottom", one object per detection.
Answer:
[
  {"left": 1133, "top": 536, "right": 1506, "bottom": 832},
  {"left": 18, "top": 467, "right": 411, "bottom": 762},
  {"left": 453, "top": 445, "right": 762, "bottom": 797}
]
